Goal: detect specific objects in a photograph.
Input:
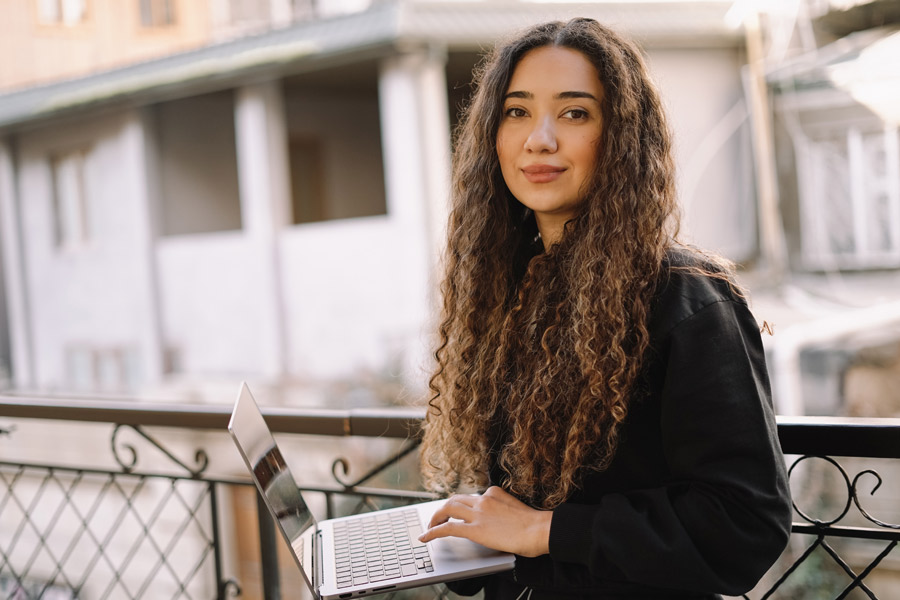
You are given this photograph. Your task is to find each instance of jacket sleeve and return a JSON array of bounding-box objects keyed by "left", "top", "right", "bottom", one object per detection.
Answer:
[{"left": 546, "top": 299, "right": 792, "bottom": 596}]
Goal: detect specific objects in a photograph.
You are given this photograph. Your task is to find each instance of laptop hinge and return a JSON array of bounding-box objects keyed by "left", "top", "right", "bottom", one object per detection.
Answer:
[{"left": 315, "top": 529, "right": 325, "bottom": 592}]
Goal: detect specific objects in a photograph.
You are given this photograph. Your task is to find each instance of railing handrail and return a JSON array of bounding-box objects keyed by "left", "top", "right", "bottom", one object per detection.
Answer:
[
  {"left": 2, "top": 393, "right": 900, "bottom": 457},
  {"left": 0, "top": 393, "right": 424, "bottom": 438},
  {"left": 775, "top": 415, "right": 900, "bottom": 459}
]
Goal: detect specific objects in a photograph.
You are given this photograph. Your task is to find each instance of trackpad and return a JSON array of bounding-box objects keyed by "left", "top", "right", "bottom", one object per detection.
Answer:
[{"left": 432, "top": 535, "right": 505, "bottom": 561}]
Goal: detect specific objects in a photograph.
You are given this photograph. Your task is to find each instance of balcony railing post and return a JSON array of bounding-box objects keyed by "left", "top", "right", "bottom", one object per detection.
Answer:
[
  {"left": 257, "top": 490, "right": 282, "bottom": 600},
  {"left": 210, "top": 481, "right": 226, "bottom": 600}
]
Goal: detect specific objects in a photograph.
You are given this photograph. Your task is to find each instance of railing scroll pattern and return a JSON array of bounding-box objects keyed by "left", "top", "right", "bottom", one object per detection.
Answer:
[
  {"left": 0, "top": 405, "right": 439, "bottom": 600},
  {"left": 746, "top": 454, "right": 900, "bottom": 600},
  {"left": 110, "top": 424, "right": 210, "bottom": 478}
]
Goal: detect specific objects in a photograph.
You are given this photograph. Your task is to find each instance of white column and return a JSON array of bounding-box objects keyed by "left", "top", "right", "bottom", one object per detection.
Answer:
[
  {"left": 378, "top": 45, "right": 453, "bottom": 378},
  {"left": 131, "top": 109, "right": 165, "bottom": 384},
  {"left": 0, "top": 140, "right": 34, "bottom": 388},
  {"left": 234, "top": 81, "right": 290, "bottom": 380},
  {"left": 378, "top": 45, "right": 452, "bottom": 283}
]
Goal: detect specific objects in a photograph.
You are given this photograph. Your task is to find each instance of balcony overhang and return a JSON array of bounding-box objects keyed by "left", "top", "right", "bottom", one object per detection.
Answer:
[
  {"left": 768, "top": 26, "right": 900, "bottom": 122},
  {"left": 0, "top": 1, "right": 740, "bottom": 133}
]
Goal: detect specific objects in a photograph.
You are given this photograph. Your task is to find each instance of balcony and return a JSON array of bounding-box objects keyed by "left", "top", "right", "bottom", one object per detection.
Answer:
[{"left": 0, "top": 393, "right": 899, "bottom": 599}]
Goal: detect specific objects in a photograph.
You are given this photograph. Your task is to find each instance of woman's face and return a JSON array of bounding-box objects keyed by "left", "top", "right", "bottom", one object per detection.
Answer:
[{"left": 496, "top": 46, "right": 604, "bottom": 246}]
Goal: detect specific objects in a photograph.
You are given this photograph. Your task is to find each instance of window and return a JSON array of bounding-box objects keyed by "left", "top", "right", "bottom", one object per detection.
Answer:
[
  {"left": 229, "top": 0, "right": 266, "bottom": 25},
  {"left": 156, "top": 91, "right": 242, "bottom": 236},
  {"left": 283, "top": 86, "right": 388, "bottom": 225},
  {"left": 50, "top": 149, "right": 89, "bottom": 250},
  {"left": 139, "top": 0, "right": 174, "bottom": 27},
  {"left": 292, "top": 0, "right": 315, "bottom": 21},
  {"left": 799, "top": 124, "right": 900, "bottom": 269},
  {"left": 37, "top": 0, "right": 87, "bottom": 25},
  {"left": 65, "top": 346, "right": 142, "bottom": 392},
  {"left": 289, "top": 136, "right": 327, "bottom": 224}
]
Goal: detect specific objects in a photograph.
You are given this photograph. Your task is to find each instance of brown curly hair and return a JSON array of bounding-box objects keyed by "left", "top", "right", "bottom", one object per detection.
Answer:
[{"left": 420, "top": 18, "right": 682, "bottom": 509}]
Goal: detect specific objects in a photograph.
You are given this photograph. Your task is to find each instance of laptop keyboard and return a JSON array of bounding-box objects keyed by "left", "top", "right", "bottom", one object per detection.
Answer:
[{"left": 333, "top": 508, "right": 434, "bottom": 588}]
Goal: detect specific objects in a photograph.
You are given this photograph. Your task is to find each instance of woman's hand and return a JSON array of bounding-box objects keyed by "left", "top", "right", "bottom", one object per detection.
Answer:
[{"left": 418, "top": 486, "right": 552, "bottom": 558}]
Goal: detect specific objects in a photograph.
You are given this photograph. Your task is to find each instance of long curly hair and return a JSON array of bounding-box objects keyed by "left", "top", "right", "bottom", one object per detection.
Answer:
[{"left": 420, "top": 18, "right": 681, "bottom": 509}]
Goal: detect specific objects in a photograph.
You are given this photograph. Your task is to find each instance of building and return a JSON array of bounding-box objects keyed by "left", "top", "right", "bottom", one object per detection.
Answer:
[
  {"left": 0, "top": 0, "right": 760, "bottom": 405},
  {"left": 753, "top": 0, "right": 900, "bottom": 417},
  {"left": 0, "top": 0, "right": 898, "bottom": 417}
]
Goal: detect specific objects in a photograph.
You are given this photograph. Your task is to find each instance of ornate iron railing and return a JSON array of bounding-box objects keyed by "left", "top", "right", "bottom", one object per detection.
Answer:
[
  {"left": 0, "top": 457, "right": 235, "bottom": 599},
  {"left": 0, "top": 394, "right": 434, "bottom": 600},
  {"left": 0, "top": 394, "right": 899, "bottom": 600},
  {"left": 752, "top": 417, "right": 900, "bottom": 600}
]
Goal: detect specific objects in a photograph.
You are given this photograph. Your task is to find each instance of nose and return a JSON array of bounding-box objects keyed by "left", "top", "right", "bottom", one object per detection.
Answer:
[{"left": 524, "top": 116, "right": 557, "bottom": 153}]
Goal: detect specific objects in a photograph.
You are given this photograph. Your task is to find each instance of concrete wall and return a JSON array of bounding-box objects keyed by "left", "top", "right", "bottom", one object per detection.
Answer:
[
  {"left": 16, "top": 111, "right": 159, "bottom": 390},
  {"left": 648, "top": 47, "right": 757, "bottom": 263},
  {"left": 279, "top": 216, "right": 426, "bottom": 382},
  {"left": 156, "top": 232, "right": 270, "bottom": 376}
]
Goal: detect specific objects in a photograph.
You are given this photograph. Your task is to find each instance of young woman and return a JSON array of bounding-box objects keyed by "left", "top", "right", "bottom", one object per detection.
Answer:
[{"left": 417, "top": 18, "right": 792, "bottom": 600}]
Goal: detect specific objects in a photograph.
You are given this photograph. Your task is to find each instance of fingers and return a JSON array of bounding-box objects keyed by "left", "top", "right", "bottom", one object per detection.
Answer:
[
  {"left": 417, "top": 488, "right": 551, "bottom": 557},
  {"left": 447, "top": 493, "right": 479, "bottom": 507},
  {"left": 426, "top": 495, "right": 477, "bottom": 529},
  {"left": 426, "top": 488, "right": 511, "bottom": 529},
  {"left": 417, "top": 518, "right": 469, "bottom": 543}
]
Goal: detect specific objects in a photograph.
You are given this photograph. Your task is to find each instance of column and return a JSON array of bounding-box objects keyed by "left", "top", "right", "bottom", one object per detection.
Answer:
[
  {"left": 131, "top": 109, "right": 166, "bottom": 384},
  {"left": 234, "top": 81, "right": 291, "bottom": 379},
  {"left": 378, "top": 45, "right": 453, "bottom": 379},
  {"left": 378, "top": 44, "right": 452, "bottom": 285},
  {"left": 0, "top": 140, "right": 34, "bottom": 388}
]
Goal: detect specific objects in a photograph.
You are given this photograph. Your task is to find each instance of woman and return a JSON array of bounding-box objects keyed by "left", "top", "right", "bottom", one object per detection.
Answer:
[{"left": 417, "top": 18, "right": 792, "bottom": 600}]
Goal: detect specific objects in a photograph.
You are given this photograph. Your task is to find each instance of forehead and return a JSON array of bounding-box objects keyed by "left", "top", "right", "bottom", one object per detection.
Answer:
[{"left": 506, "top": 46, "right": 603, "bottom": 96}]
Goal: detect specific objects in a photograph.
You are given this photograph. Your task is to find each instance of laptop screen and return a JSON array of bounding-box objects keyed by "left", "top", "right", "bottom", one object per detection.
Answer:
[{"left": 228, "top": 383, "right": 317, "bottom": 592}]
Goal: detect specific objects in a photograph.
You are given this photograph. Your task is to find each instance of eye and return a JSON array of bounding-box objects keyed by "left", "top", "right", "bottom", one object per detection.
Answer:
[
  {"left": 504, "top": 107, "right": 527, "bottom": 118},
  {"left": 563, "top": 108, "right": 590, "bottom": 120}
]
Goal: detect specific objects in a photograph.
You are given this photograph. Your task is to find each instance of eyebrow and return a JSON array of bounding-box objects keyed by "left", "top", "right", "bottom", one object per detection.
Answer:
[{"left": 504, "top": 90, "right": 601, "bottom": 102}]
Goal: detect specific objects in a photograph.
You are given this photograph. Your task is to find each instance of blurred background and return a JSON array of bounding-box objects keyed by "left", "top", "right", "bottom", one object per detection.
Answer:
[
  {"left": 0, "top": 0, "right": 899, "bottom": 598},
  {"left": 1, "top": 0, "right": 899, "bottom": 416}
]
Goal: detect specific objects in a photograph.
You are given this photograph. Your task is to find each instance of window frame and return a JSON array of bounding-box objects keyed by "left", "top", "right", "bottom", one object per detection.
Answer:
[
  {"left": 138, "top": 0, "right": 175, "bottom": 28},
  {"left": 35, "top": 0, "right": 88, "bottom": 26},
  {"left": 49, "top": 148, "right": 91, "bottom": 252},
  {"left": 797, "top": 120, "right": 900, "bottom": 270}
]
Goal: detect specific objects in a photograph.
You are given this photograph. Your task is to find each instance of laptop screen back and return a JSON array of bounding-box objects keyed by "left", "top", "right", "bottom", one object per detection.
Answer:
[{"left": 228, "top": 383, "right": 317, "bottom": 593}]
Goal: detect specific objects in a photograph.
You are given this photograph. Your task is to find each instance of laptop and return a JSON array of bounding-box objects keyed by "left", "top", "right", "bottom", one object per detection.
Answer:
[{"left": 228, "top": 382, "right": 515, "bottom": 600}]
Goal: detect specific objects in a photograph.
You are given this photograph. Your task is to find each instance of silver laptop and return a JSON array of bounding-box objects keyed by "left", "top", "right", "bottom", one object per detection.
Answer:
[{"left": 228, "top": 382, "right": 515, "bottom": 600}]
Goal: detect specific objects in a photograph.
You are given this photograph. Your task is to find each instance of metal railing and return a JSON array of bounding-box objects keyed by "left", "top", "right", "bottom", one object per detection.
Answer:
[{"left": 1, "top": 394, "right": 899, "bottom": 599}]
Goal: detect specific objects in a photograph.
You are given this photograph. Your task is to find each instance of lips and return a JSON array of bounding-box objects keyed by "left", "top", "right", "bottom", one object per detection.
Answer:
[{"left": 521, "top": 164, "right": 566, "bottom": 183}]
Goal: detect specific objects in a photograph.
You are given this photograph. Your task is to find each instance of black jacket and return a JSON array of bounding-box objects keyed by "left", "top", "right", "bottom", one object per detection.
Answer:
[{"left": 449, "top": 249, "right": 793, "bottom": 599}]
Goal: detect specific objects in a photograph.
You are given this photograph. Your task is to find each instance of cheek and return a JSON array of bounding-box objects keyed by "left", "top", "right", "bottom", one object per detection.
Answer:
[
  {"left": 496, "top": 132, "right": 510, "bottom": 163},
  {"left": 496, "top": 137, "right": 517, "bottom": 180},
  {"left": 578, "top": 133, "right": 602, "bottom": 171}
]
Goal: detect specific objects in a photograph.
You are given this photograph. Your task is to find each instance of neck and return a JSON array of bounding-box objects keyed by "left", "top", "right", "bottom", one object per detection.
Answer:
[{"left": 535, "top": 216, "right": 567, "bottom": 250}]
